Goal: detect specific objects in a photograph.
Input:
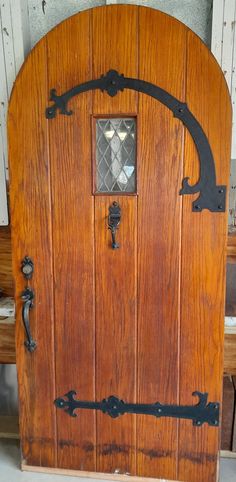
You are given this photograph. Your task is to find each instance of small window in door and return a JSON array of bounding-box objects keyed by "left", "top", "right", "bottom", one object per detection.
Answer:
[{"left": 95, "top": 117, "right": 136, "bottom": 193}]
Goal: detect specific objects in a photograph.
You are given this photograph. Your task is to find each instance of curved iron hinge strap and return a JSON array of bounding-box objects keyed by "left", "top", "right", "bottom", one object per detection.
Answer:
[
  {"left": 54, "top": 390, "right": 219, "bottom": 427},
  {"left": 46, "top": 69, "right": 226, "bottom": 213}
]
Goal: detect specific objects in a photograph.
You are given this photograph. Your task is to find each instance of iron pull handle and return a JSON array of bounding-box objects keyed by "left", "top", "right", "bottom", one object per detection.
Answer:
[
  {"left": 21, "top": 288, "right": 36, "bottom": 352},
  {"left": 108, "top": 202, "right": 121, "bottom": 249}
]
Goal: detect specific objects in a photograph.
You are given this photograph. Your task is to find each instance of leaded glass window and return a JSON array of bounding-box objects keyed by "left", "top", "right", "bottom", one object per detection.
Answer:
[{"left": 95, "top": 118, "right": 136, "bottom": 193}]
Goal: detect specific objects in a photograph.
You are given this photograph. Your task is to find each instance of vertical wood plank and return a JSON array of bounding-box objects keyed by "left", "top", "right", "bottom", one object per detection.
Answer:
[
  {"left": 178, "top": 31, "right": 231, "bottom": 482},
  {"left": 92, "top": 5, "right": 138, "bottom": 475},
  {"left": 137, "top": 8, "right": 186, "bottom": 480},
  {"left": 8, "top": 39, "right": 56, "bottom": 467},
  {"left": 47, "top": 12, "right": 96, "bottom": 471},
  {"left": 92, "top": 5, "right": 138, "bottom": 114},
  {"left": 95, "top": 196, "right": 137, "bottom": 475}
]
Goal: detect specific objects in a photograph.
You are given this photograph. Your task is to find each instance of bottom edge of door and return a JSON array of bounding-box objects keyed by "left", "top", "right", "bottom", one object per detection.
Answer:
[{"left": 21, "top": 463, "right": 181, "bottom": 482}]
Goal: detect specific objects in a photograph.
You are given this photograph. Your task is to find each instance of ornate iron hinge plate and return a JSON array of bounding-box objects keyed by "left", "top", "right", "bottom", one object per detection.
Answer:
[
  {"left": 54, "top": 390, "right": 219, "bottom": 427},
  {"left": 46, "top": 69, "right": 226, "bottom": 213}
]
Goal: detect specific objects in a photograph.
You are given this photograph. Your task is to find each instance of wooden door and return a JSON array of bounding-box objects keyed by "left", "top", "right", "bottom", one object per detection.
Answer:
[{"left": 8, "top": 5, "right": 231, "bottom": 482}]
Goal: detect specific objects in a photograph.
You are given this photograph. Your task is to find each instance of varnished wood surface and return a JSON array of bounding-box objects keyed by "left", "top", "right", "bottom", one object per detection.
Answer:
[
  {"left": 92, "top": 6, "right": 138, "bottom": 115},
  {"left": 92, "top": 7, "right": 138, "bottom": 474},
  {"left": 8, "top": 39, "right": 56, "bottom": 467},
  {"left": 137, "top": 9, "right": 186, "bottom": 480},
  {"left": 8, "top": 5, "right": 231, "bottom": 482},
  {"left": 95, "top": 196, "right": 137, "bottom": 475},
  {"left": 47, "top": 13, "right": 96, "bottom": 471},
  {"left": 178, "top": 30, "right": 231, "bottom": 482}
]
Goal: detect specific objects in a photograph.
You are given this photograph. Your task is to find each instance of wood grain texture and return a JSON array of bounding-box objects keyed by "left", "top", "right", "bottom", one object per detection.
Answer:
[
  {"left": 8, "top": 38, "right": 56, "bottom": 467},
  {"left": 47, "top": 13, "right": 96, "bottom": 471},
  {"left": 92, "top": 5, "right": 138, "bottom": 115},
  {"left": 92, "top": 6, "right": 138, "bottom": 475},
  {"left": 8, "top": 5, "right": 231, "bottom": 481},
  {"left": 0, "top": 226, "right": 14, "bottom": 296},
  {"left": 95, "top": 196, "right": 137, "bottom": 475},
  {"left": 178, "top": 30, "right": 231, "bottom": 482},
  {"left": 136, "top": 8, "right": 186, "bottom": 480}
]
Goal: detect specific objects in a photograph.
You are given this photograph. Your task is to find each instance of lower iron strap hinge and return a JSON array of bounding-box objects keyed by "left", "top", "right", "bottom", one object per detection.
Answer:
[{"left": 54, "top": 391, "right": 219, "bottom": 427}]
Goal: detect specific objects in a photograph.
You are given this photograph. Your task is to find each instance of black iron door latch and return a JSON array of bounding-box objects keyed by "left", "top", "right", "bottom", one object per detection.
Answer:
[{"left": 108, "top": 202, "right": 121, "bottom": 249}]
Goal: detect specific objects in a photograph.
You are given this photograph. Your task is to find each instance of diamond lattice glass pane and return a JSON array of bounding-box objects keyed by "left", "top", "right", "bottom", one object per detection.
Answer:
[{"left": 95, "top": 118, "right": 136, "bottom": 193}]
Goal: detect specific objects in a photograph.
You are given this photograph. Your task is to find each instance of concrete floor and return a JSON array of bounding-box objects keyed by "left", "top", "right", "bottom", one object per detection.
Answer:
[{"left": 0, "top": 439, "right": 235, "bottom": 482}]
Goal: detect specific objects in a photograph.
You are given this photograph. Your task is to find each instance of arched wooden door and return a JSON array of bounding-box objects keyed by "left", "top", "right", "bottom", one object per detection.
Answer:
[{"left": 8, "top": 5, "right": 231, "bottom": 482}]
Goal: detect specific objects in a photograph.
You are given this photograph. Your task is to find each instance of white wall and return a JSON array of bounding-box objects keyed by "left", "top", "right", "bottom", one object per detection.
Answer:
[
  {"left": 27, "top": 0, "right": 213, "bottom": 47},
  {"left": 0, "top": 0, "right": 25, "bottom": 225}
]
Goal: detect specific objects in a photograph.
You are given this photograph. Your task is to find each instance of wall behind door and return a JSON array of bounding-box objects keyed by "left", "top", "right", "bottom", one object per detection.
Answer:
[{"left": 27, "top": 0, "right": 213, "bottom": 47}]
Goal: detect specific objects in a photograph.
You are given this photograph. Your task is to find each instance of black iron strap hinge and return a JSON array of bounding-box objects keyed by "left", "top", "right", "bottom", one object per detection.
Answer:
[
  {"left": 46, "top": 69, "right": 226, "bottom": 213},
  {"left": 54, "top": 391, "right": 219, "bottom": 427}
]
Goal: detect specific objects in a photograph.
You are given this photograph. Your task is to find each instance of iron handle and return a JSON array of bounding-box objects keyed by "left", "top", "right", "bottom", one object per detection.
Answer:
[
  {"left": 108, "top": 202, "right": 121, "bottom": 249},
  {"left": 21, "top": 288, "right": 36, "bottom": 352}
]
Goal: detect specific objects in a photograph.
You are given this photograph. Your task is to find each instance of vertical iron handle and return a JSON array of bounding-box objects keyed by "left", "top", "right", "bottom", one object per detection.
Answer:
[
  {"left": 108, "top": 202, "right": 121, "bottom": 249},
  {"left": 21, "top": 288, "right": 37, "bottom": 352}
]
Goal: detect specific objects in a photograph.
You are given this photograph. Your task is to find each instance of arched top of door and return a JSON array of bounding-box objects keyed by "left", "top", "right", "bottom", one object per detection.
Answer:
[{"left": 9, "top": 5, "right": 232, "bottom": 213}]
